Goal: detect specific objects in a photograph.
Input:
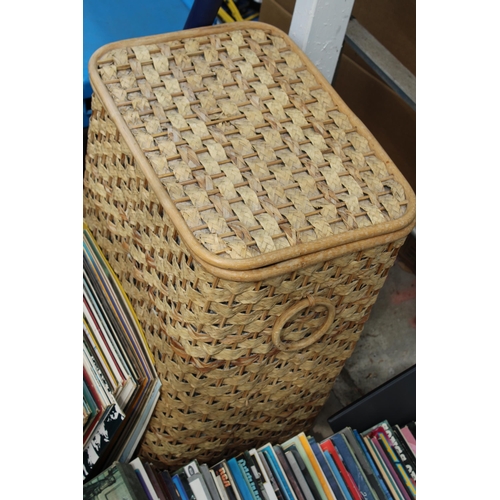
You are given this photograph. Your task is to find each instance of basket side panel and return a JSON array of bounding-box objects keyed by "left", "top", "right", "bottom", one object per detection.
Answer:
[{"left": 84, "top": 97, "right": 406, "bottom": 468}]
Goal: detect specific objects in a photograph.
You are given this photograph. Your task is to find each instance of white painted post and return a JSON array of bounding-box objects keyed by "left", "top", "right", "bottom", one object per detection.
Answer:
[{"left": 289, "top": 0, "right": 355, "bottom": 84}]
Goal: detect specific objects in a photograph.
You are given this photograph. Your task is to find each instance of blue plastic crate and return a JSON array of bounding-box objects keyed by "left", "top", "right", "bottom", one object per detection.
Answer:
[{"left": 83, "top": 0, "right": 191, "bottom": 127}]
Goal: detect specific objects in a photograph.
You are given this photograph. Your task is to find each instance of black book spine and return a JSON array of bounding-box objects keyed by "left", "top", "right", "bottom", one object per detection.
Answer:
[
  {"left": 212, "top": 461, "right": 239, "bottom": 500},
  {"left": 393, "top": 427, "right": 416, "bottom": 480}
]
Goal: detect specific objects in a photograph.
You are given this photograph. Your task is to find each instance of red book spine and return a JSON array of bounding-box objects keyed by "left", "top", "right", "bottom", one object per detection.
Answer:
[{"left": 319, "top": 439, "right": 363, "bottom": 500}]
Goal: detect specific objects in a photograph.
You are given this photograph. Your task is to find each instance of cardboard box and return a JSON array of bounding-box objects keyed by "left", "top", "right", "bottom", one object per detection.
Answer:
[
  {"left": 259, "top": 0, "right": 415, "bottom": 74},
  {"left": 259, "top": 0, "right": 294, "bottom": 34}
]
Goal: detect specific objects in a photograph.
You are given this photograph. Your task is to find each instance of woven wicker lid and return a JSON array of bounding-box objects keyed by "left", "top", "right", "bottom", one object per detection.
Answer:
[{"left": 89, "top": 22, "right": 415, "bottom": 274}]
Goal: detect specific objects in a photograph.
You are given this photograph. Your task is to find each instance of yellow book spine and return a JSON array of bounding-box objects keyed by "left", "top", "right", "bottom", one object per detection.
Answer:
[{"left": 298, "top": 433, "right": 337, "bottom": 500}]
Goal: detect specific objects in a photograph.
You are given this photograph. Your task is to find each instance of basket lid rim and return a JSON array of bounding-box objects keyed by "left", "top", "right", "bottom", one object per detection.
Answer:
[{"left": 88, "top": 21, "right": 416, "bottom": 274}]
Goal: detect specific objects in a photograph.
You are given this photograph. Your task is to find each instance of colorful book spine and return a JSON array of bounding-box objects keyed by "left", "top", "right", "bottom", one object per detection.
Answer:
[
  {"left": 307, "top": 438, "right": 346, "bottom": 500},
  {"left": 377, "top": 433, "right": 416, "bottom": 499},
  {"left": 353, "top": 430, "right": 393, "bottom": 500},
  {"left": 321, "top": 451, "right": 352, "bottom": 500},
  {"left": 330, "top": 434, "right": 376, "bottom": 500},
  {"left": 319, "top": 439, "right": 362, "bottom": 500}
]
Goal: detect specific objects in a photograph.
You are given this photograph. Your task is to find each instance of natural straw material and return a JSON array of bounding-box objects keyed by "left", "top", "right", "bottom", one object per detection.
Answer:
[{"left": 84, "top": 22, "right": 415, "bottom": 467}]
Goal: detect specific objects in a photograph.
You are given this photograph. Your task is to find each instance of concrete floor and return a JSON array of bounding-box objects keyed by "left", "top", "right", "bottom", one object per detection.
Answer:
[{"left": 310, "top": 255, "right": 416, "bottom": 440}]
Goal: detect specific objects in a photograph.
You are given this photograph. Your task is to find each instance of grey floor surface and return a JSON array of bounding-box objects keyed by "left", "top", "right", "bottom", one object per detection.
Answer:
[{"left": 310, "top": 256, "right": 416, "bottom": 441}]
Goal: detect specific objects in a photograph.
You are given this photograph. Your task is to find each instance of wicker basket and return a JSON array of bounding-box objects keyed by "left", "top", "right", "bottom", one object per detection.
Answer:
[{"left": 83, "top": 21, "right": 416, "bottom": 468}]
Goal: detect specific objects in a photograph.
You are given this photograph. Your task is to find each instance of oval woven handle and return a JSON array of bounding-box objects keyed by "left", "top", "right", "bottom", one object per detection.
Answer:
[{"left": 271, "top": 296, "right": 336, "bottom": 352}]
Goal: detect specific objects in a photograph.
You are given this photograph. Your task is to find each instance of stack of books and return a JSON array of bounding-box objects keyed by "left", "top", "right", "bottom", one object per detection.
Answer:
[
  {"left": 83, "top": 420, "right": 416, "bottom": 499},
  {"left": 83, "top": 225, "right": 162, "bottom": 482}
]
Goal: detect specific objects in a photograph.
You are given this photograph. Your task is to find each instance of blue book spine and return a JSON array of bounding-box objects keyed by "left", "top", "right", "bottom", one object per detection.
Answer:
[
  {"left": 353, "top": 430, "right": 393, "bottom": 500},
  {"left": 331, "top": 434, "right": 376, "bottom": 500},
  {"left": 260, "top": 446, "right": 296, "bottom": 500},
  {"left": 173, "top": 474, "right": 191, "bottom": 500},
  {"left": 308, "top": 439, "right": 346, "bottom": 500},
  {"left": 228, "top": 458, "right": 255, "bottom": 500},
  {"left": 323, "top": 451, "right": 353, "bottom": 500}
]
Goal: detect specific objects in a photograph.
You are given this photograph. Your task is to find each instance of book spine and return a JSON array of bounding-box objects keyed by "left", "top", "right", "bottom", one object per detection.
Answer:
[
  {"left": 248, "top": 448, "right": 279, "bottom": 500},
  {"left": 308, "top": 439, "right": 346, "bottom": 500},
  {"left": 352, "top": 430, "right": 393, "bottom": 500},
  {"left": 173, "top": 474, "right": 191, "bottom": 500},
  {"left": 161, "top": 470, "right": 183, "bottom": 500},
  {"left": 274, "top": 445, "right": 305, "bottom": 500},
  {"left": 258, "top": 451, "right": 286, "bottom": 500},
  {"left": 228, "top": 457, "right": 255, "bottom": 500},
  {"left": 201, "top": 463, "right": 222, "bottom": 500},
  {"left": 338, "top": 428, "right": 388, "bottom": 500},
  {"left": 393, "top": 427, "right": 416, "bottom": 476},
  {"left": 185, "top": 462, "right": 212, "bottom": 500},
  {"left": 237, "top": 455, "right": 266, "bottom": 500},
  {"left": 319, "top": 440, "right": 362, "bottom": 500},
  {"left": 212, "top": 470, "right": 231, "bottom": 500},
  {"left": 297, "top": 434, "right": 335, "bottom": 500},
  {"left": 362, "top": 437, "right": 403, "bottom": 500},
  {"left": 321, "top": 451, "right": 352, "bottom": 500},
  {"left": 330, "top": 434, "right": 376, "bottom": 500},
  {"left": 376, "top": 434, "right": 415, "bottom": 499},
  {"left": 144, "top": 462, "right": 169, "bottom": 500},
  {"left": 371, "top": 438, "right": 411, "bottom": 500},
  {"left": 260, "top": 446, "right": 296, "bottom": 500},
  {"left": 376, "top": 424, "right": 415, "bottom": 485},
  {"left": 212, "top": 461, "right": 241, "bottom": 500}
]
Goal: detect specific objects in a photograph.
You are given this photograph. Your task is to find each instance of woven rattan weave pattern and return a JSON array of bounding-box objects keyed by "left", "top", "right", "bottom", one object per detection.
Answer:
[
  {"left": 84, "top": 96, "right": 405, "bottom": 467},
  {"left": 84, "top": 22, "right": 414, "bottom": 468},
  {"left": 93, "top": 26, "right": 410, "bottom": 267}
]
